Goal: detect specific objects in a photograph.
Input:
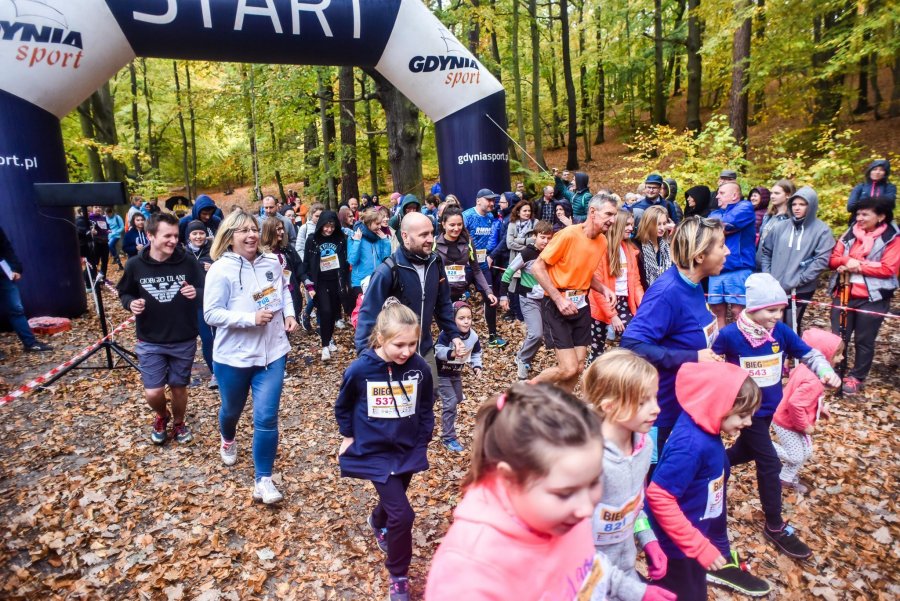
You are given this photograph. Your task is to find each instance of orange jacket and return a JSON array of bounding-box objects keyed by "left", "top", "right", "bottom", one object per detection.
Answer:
[{"left": 590, "top": 241, "right": 644, "bottom": 322}]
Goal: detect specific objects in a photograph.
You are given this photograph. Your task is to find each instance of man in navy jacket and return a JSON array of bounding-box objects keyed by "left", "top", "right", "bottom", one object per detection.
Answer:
[
  {"left": 355, "top": 213, "right": 464, "bottom": 394},
  {"left": 0, "top": 226, "right": 52, "bottom": 358}
]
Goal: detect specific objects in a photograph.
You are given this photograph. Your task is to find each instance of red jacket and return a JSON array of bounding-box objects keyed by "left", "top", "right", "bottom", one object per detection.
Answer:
[
  {"left": 773, "top": 329, "right": 842, "bottom": 432},
  {"left": 590, "top": 241, "right": 644, "bottom": 322}
]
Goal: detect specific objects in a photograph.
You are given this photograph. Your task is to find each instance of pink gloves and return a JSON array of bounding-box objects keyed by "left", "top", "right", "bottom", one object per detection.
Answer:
[
  {"left": 644, "top": 540, "right": 668, "bottom": 580},
  {"left": 642, "top": 585, "right": 676, "bottom": 601}
]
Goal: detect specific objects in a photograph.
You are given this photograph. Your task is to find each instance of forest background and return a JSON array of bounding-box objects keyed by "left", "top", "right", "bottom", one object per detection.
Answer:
[{"left": 67, "top": 0, "right": 900, "bottom": 230}]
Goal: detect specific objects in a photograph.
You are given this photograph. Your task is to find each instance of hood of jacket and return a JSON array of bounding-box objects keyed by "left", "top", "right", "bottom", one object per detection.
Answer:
[
  {"left": 455, "top": 475, "right": 561, "bottom": 544},
  {"left": 354, "top": 220, "right": 382, "bottom": 243},
  {"left": 574, "top": 171, "right": 590, "bottom": 192},
  {"left": 865, "top": 159, "right": 891, "bottom": 182},
  {"left": 664, "top": 178, "right": 678, "bottom": 203},
  {"left": 399, "top": 194, "right": 421, "bottom": 213},
  {"left": 801, "top": 328, "right": 842, "bottom": 362},
  {"left": 191, "top": 194, "right": 218, "bottom": 220},
  {"left": 314, "top": 210, "right": 344, "bottom": 240},
  {"left": 676, "top": 362, "right": 751, "bottom": 434},
  {"left": 138, "top": 244, "right": 188, "bottom": 266},
  {"left": 751, "top": 186, "right": 771, "bottom": 212},
  {"left": 790, "top": 186, "right": 820, "bottom": 227},
  {"left": 683, "top": 185, "right": 713, "bottom": 217}
]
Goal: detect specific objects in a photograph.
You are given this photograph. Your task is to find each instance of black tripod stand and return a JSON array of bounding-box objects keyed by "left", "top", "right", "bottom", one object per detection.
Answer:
[{"left": 38, "top": 262, "right": 139, "bottom": 389}]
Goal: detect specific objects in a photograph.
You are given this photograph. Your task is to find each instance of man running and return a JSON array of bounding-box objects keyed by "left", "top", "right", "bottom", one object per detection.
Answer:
[{"left": 530, "top": 195, "right": 618, "bottom": 391}]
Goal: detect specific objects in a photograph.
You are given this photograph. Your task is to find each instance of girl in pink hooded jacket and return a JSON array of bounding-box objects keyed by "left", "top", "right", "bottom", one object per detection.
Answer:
[
  {"left": 425, "top": 382, "right": 674, "bottom": 601},
  {"left": 772, "top": 329, "right": 844, "bottom": 493}
]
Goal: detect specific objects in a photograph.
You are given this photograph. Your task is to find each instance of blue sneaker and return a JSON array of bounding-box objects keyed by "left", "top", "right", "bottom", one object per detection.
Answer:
[
  {"left": 488, "top": 334, "right": 508, "bottom": 348},
  {"left": 443, "top": 438, "right": 465, "bottom": 453},
  {"left": 366, "top": 514, "right": 388, "bottom": 553},
  {"left": 389, "top": 576, "right": 410, "bottom": 601}
]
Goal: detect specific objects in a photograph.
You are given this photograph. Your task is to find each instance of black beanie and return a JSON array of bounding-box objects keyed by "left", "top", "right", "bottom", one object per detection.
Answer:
[{"left": 186, "top": 220, "right": 207, "bottom": 236}]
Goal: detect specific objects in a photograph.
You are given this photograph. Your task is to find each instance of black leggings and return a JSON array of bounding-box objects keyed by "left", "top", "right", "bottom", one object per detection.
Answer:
[
  {"left": 370, "top": 473, "right": 415, "bottom": 577},
  {"left": 830, "top": 297, "right": 890, "bottom": 381},
  {"left": 314, "top": 276, "right": 342, "bottom": 346}
]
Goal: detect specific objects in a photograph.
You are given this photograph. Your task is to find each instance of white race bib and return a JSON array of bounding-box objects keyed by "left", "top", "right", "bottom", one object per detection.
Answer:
[
  {"left": 445, "top": 264, "right": 466, "bottom": 283},
  {"left": 366, "top": 381, "right": 418, "bottom": 418},
  {"left": 476, "top": 248, "right": 487, "bottom": 264},
  {"left": 702, "top": 472, "right": 725, "bottom": 520},
  {"left": 592, "top": 489, "right": 644, "bottom": 545},
  {"left": 702, "top": 314, "right": 718, "bottom": 348},
  {"left": 566, "top": 289, "right": 588, "bottom": 310},
  {"left": 282, "top": 269, "right": 292, "bottom": 283},
  {"left": 740, "top": 352, "right": 783, "bottom": 387},
  {"left": 576, "top": 553, "right": 611, "bottom": 601},
  {"left": 320, "top": 253, "right": 339, "bottom": 271},
  {"left": 252, "top": 285, "right": 283, "bottom": 313}
]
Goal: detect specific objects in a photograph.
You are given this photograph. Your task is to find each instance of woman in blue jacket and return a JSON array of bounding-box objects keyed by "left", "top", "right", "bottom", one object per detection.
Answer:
[
  {"left": 847, "top": 159, "right": 895, "bottom": 220},
  {"left": 348, "top": 208, "right": 392, "bottom": 298},
  {"left": 336, "top": 299, "right": 433, "bottom": 601}
]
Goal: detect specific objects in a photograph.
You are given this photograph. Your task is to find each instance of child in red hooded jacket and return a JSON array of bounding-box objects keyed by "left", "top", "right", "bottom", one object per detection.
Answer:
[{"left": 772, "top": 328, "right": 844, "bottom": 494}]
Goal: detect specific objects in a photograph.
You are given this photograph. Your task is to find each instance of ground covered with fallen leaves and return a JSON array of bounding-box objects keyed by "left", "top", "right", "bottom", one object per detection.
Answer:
[{"left": 0, "top": 275, "right": 897, "bottom": 600}]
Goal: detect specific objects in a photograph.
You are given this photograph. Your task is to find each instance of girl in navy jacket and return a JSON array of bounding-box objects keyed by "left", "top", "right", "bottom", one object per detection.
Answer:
[{"left": 335, "top": 298, "right": 434, "bottom": 601}]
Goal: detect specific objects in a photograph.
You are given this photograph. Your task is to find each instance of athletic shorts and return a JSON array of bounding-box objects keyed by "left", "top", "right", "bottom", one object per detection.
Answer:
[
  {"left": 707, "top": 268, "right": 752, "bottom": 305},
  {"left": 541, "top": 297, "right": 592, "bottom": 350},
  {"left": 136, "top": 339, "right": 196, "bottom": 389}
]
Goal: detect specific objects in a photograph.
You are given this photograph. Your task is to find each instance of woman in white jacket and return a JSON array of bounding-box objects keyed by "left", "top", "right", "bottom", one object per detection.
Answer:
[{"left": 204, "top": 209, "right": 298, "bottom": 503}]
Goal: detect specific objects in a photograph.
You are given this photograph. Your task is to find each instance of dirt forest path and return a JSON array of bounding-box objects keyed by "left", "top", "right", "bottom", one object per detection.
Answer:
[{"left": 0, "top": 265, "right": 898, "bottom": 600}]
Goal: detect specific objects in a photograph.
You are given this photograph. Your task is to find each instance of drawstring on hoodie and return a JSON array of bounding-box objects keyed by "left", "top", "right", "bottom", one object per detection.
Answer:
[{"left": 787, "top": 224, "right": 805, "bottom": 251}]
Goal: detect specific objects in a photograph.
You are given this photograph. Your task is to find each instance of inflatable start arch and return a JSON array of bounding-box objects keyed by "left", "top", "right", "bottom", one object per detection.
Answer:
[{"left": 0, "top": 0, "right": 511, "bottom": 316}]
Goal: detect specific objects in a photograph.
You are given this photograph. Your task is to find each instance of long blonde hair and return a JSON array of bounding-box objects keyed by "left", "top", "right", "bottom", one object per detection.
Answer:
[
  {"left": 635, "top": 205, "right": 668, "bottom": 246},
  {"left": 210, "top": 209, "right": 259, "bottom": 260},
  {"left": 583, "top": 350, "right": 658, "bottom": 423},
  {"left": 606, "top": 210, "right": 634, "bottom": 278}
]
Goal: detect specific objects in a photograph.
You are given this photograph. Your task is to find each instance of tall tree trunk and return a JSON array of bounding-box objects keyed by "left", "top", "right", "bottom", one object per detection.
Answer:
[
  {"left": 869, "top": 51, "right": 883, "bottom": 119},
  {"left": 559, "top": 0, "right": 579, "bottom": 169},
  {"left": 664, "top": 0, "right": 686, "bottom": 97},
  {"left": 686, "top": 0, "right": 703, "bottom": 132},
  {"left": 528, "top": 0, "right": 546, "bottom": 168},
  {"left": 173, "top": 62, "right": 191, "bottom": 198},
  {"left": 511, "top": 0, "right": 527, "bottom": 161},
  {"left": 546, "top": 0, "right": 561, "bottom": 148},
  {"left": 186, "top": 63, "right": 198, "bottom": 199},
  {"left": 303, "top": 122, "right": 318, "bottom": 188},
  {"left": 729, "top": 0, "right": 752, "bottom": 152},
  {"left": 361, "top": 75, "right": 379, "bottom": 192},
  {"left": 594, "top": 9, "right": 605, "bottom": 144},
  {"left": 317, "top": 69, "right": 337, "bottom": 207},
  {"left": 241, "top": 65, "right": 260, "bottom": 200},
  {"left": 854, "top": 55, "right": 871, "bottom": 114},
  {"left": 339, "top": 66, "right": 360, "bottom": 202},
  {"left": 129, "top": 62, "right": 141, "bottom": 179},
  {"left": 141, "top": 59, "right": 158, "bottom": 172},
  {"left": 652, "top": 0, "right": 667, "bottom": 124},
  {"left": 812, "top": 11, "right": 844, "bottom": 123},
  {"left": 77, "top": 98, "right": 104, "bottom": 182},
  {"left": 468, "top": 0, "right": 480, "bottom": 57},
  {"left": 577, "top": 0, "right": 591, "bottom": 162},
  {"left": 366, "top": 69, "right": 425, "bottom": 200},
  {"left": 891, "top": 26, "right": 900, "bottom": 117}
]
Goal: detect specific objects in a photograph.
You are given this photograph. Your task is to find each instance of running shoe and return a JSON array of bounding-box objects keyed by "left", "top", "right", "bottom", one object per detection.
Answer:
[
  {"left": 150, "top": 412, "right": 170, "bottom": 445},
  {"left": 841, "top": 376, "right": 862, "bottom": 394},
  {"left": 515, "top": 358, "right": 530, "bottom": 380},
  {"left": 24, "top": 342, "right": 52, "bottom": 352},
  {"left": 208, "top": 375, "right": 219, "bottom": 389},
  {"left": 442, "top": 438, "right": 465, "bottom": 453},
  {"left": 388, "top": 576, "right": 410, "bottom": 601},
  {"left": 321, "top": 347, "right": 331, "bottom": 361},
  {"left": 706, "top": 550, "right": 771, "bottom": 596},
  {"left": 252, "top": 476, "right": 283, "bottom": 504},
  {"left": 488, "top": 335, "right": 508, "bottom": 348},
  {"left": 764, "top": 523, "right": 812, "bottom": 559},
  {"left": 366, "top": 514, "right": 389, "bottom": 553},
  {"left": 172, "top": 422, "right": 193, "bottom": 444},
  {"left": 220, "top": 438, "right": 237, "bottom": 466},
  {"left": 328, "top": 340, "right": 338, "bottom": 353}
]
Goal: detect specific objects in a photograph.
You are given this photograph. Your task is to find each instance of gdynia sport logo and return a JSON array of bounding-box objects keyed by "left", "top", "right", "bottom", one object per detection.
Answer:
[
  {"left": 408, "top": 25, "right": 481, "bottom": 88},
  {"left": 0, "top": 0, "right": 84, "bottom": 70}
]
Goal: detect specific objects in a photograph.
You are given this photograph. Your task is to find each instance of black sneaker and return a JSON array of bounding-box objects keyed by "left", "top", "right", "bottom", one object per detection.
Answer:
[
  {"left": 764, "top": 523, "right": 812, "bottom": 559},
  {"left": 707, "top": 550, "right": 772, "bottom": 596},
  {"left": 24, "top": 341, "right": 52, "bottom": 352},
  {"left": 366, "top": 514, "right": 388, "bottom": 554}
]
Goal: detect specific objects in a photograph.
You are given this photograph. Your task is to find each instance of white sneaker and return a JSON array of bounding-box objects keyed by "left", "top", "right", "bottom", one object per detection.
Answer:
[
  {"left": 321, "top": 346, "right": 331, "bottom": 361},
  {"left": 253, "top": 476, "right": 283, "bottom": 504},
  {"left": 335, "top": 319, "right": 346, "bottom": 330},
  {"left": 220, "top": 438, "right": 237, "bottom": 466},
  {"left": 515, "top": 358, "right": 530, "bottom": 380},
  {"left": 328, "top": 340, "right": 338, "bottom": 353}
]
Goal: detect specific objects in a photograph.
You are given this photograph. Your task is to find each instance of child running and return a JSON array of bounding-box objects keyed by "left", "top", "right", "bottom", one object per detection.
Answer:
[
  {"left": 434, "top": 301, "right": 483, "bottom": 453},
  {"left": 712, "top": 272, "right": 839, "bottom": 560},
  {"left": 772, "top": 328, "right": 843, "bottom": 493},
  {"left": 335, "top": 298, "right": 434, "bottom": 601},
  {"left": 499, "top": 220, "right": 553, "bottom": 380},
  {"left": 646, "top": 363, "right": 768, "bottom": 600},
  {"left": 426, "top": 382, "right": 674, "bottom": 600},
  {"left": 583, "top": 350, "right": 673, "bottom": 601}
]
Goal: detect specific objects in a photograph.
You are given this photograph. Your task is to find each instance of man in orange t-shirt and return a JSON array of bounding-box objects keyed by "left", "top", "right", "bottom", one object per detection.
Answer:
[{"left": 531, "top": 195, "right": 618, "bottom": 391}]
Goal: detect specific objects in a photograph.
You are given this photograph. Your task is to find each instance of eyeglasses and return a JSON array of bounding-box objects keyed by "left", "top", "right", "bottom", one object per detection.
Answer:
[{"left": 234, "top": 227, "right": 260, "bottom": 235}]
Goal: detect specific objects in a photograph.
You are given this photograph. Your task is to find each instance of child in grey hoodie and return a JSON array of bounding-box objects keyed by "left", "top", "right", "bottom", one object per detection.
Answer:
[
  {"left": 759, "top": 186, "right": 835, "bottom": 330},
  {"left": 584, "top": 350, "right": 672, "bottom": 601}
]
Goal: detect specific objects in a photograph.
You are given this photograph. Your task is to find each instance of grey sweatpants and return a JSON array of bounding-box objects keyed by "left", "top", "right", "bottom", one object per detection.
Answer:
[
  {"left": 438, "top": 376, "right": 463, "bottom": 442},
  {"left": 518, "top": 296, "right": 544, "bottom": 364}
]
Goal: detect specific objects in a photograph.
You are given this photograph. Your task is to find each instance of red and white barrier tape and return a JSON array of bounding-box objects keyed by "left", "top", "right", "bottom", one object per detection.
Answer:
[
  {"left": 701, "top": 293, "right": 899, "bottom": 319},
  {"left": 0, "top": 316, "right": 135, "bottom": 405}
]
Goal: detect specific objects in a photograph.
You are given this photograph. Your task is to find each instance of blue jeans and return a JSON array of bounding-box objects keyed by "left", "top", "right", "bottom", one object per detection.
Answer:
[
  {"left": 0, "top": 277, "right": 36, "bottom": 347},
  {"left": 215, "top": 354, "right": 286, "bottom": 480},
  {"left": 197, "top": 307, "right": 214, "bottom": 372}
]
